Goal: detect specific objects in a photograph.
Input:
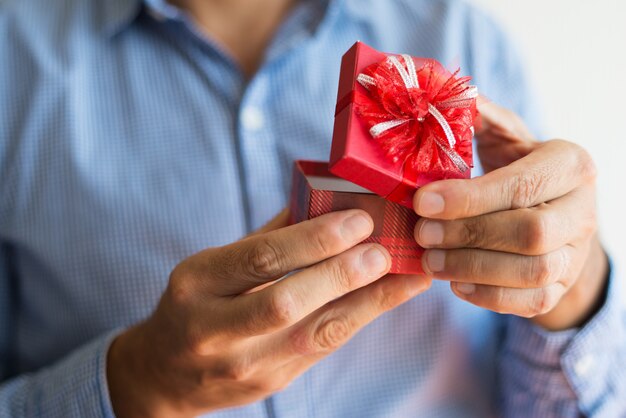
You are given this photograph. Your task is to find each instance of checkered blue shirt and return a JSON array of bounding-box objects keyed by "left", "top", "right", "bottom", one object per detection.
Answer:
[{"left": 1, "top": 0, "right": 625, "bottom": 416}]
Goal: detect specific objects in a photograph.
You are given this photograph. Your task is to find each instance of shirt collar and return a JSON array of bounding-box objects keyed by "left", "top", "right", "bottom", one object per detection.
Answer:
[
  {"left": 100, "top": 0, "right": 143, "bottom": 38},
  {"left": 100, "top": 0, "right": 339, "bottom": 38},
  {"left": 142, "top": 0, "right": 184, "bottom": 21}
]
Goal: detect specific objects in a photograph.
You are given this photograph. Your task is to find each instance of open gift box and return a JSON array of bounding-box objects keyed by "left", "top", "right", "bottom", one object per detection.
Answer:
[
  {"left": 289, "top": 42, "right": 478, "bottom": 274},
  {"left": 289, "top": 160, "right": 424, "bottom": 274}
]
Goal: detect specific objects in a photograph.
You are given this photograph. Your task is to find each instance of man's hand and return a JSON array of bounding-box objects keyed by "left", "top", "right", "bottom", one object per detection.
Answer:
[
  {"left": 107, "top": 209, "right": 431, "bottom": 417},
  {"left": 413, "top": 103, "right": 608, "bottom": 331}
]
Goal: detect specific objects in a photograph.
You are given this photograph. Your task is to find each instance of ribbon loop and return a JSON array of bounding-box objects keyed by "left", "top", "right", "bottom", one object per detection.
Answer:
[
  {"left": 355, "top": 53, "right": 477, "bottom": 176},
  {"left": 370, "top": 119, "right": 409, "bottom": 138}
]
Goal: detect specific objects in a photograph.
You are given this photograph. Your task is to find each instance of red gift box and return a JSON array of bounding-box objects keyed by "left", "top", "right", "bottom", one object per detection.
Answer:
[
  {"left": 330, "top": 42, "right": 476, "bottom": 208},
  {"left": 289, "top": 160, "right": 423, "bottom": 274},
  {"left": 288, "top": 42, "right": 477, "bottom": 274}
]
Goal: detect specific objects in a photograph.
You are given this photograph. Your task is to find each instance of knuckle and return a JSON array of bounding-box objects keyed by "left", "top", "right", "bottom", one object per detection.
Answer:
[
  {"left": 464, "top": 251, "right": 483, "bottom": 279},
  {"left": 509, "top": 172, "right": 547, "bottom": 209},
  {"left": 374, "top": 281, "right": 408, "bottom": 311},
  {"left": 484, "top": 287, "right": 514, "bottom": 314},
  {"left": 573, "top": 143, "right": 598, "bottom": 182},
  {"left": 209, "top": 358, "right": 253, "bottom": 382},
  {"left": 247, "top": 239, "right": 284, "bottom": 279},
  {"left": 488, "top": 288, "right": 510, "bottom": 315},
  {"left": 246, "top": 379, "right": 283, "bottom": 395},
  {"left": 521, "top": 211, "right": 550, "bottom": 255},
  {"left": 313, "top": 315, "right": 353, "bottom": 353},
  {"left": 311, "top": 223, "right": 342, "bottom": 256},
  {"left": 167, "top": 267, "right": 197, "bottom": 306},
  {"left": 264, "top": 288, "right": 297, "bottom": 328},
  {"left": 581, "top": 213, "right": 598, "bottom": 238},
  {"left": 529, "top": 286, "right": 559, "bottom": 317},
  {"left": 527, "top": 254, "right": 555, "bottom": 287},
  {"left": 461, "top": 181, "right": 481, "bottom": 217},
  {"left": 462, "top": 219, "right": 483, "bottom": 248},
  {"left": 290, "top": 314, "right": 354, "bottom": 356},
  {"left": 327, "top": 257, "right": 358, "bottom": 293}
]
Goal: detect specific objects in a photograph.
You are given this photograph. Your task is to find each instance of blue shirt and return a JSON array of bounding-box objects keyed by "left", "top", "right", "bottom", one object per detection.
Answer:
[{"left": 1, "top": 0, "right": 625, "bottom": 416}]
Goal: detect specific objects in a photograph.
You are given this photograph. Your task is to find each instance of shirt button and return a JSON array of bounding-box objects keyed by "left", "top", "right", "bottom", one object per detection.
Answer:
[
  {"left": 574, "top": 354, "right": 595, "bottom": 378},
  {"left": 241, "top": 106, "right": 265, "bottom": 132}
]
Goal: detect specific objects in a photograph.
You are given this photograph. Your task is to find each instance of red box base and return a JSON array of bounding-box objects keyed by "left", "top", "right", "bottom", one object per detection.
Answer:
[{"left": 289, "top": 160, "right": 424, "bottom": 275}]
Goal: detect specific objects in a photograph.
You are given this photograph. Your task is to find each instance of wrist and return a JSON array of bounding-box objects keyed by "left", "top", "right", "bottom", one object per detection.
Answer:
[{"left": 107, "top": 320, "right": 191, "bottom": 418}]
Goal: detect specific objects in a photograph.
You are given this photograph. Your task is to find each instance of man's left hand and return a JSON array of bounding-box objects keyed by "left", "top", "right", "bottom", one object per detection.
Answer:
[{"left": 413, "top": 103, "right": 608, "bottom": 331}]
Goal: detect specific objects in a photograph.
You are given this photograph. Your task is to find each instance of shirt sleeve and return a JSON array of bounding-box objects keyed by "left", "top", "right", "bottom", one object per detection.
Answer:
[
  {"left": 0, "top": 248, "right": 121, "bottom": 418},
  {"left": 0, "top": 333, "right": 122, "bottom": 418},
  {"left": 0, "top": 5, "right": 123, "bottom": 416},
  {"left": 498, "top": 258, "right": 626, "bottom": 417}
]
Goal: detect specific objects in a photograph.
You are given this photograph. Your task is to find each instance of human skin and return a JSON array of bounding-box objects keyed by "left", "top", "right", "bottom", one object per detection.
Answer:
[
  {"left": 167, "top": 0, "right": 298, "bottom": 77},
  {"left": 107, "top": 1, "right": 608, "bottom": 416},
  {"left": 106, "top": 106, "right": 607, "bottom": 418},
  {"left": 107, "top": 210, "right": 433, "bottom": 417},
  {"left": 414, "top": 103, "right": 607, "bottom": 331}
]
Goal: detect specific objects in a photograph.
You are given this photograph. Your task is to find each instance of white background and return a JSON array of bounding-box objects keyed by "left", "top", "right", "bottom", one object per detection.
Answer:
[{"left": 470, "top": 0, "right": 626, "bottom": 278}]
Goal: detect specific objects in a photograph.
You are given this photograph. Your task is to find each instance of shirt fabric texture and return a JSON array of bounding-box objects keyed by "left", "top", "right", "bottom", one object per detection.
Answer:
[{"left": 1, "top": 0, "right": 625, "bottom": 416}]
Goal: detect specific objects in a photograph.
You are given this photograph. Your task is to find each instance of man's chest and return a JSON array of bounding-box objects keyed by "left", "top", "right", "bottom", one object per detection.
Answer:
[{"left": 3, "top": 40, "right": 340, "bottom": 366}]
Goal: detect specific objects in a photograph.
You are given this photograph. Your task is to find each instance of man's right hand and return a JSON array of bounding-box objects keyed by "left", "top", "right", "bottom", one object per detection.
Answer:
[{"left": 106, "top": 209, "right": 432, "bottom": 417}]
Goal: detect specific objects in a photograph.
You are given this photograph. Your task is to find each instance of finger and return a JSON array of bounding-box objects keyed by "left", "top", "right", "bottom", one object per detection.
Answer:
[
  {"left": 413, "top": 140, "right": 597, "bottom": 220},
  {"left": 450, "top": 281, "right": 568, "bottom": 318},
  {"left": 195, "top": 274, "right": 431, "bottom": 395},
  {"left": 207, "top": 209, "right": 374, "bottom": 295},
  {"left": 421, "top": 246, "right": 581, "bottom": 289},
  {"left": 269, "top": 274, "right": 432, "bottom": 363},
  {"left": 222, "top": 243, "right": 393, "bottom": 336},
  {"left": 414, "top": 185, "right": 597, "bottom": 255},
  {"left": 474, "top": 102, "right": 536, "bottom": 142},
  {"left": 474, "top": 103, "right": 538, "bottom": 173}
]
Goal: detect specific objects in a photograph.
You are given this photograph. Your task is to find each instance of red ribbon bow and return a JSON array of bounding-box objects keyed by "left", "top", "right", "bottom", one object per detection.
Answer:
[{"left": 355, "top": 54, "right": 477, "bottom": 181}]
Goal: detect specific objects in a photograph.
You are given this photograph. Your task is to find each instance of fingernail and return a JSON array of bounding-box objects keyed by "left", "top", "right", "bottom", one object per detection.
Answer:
[
  {"left": 341, "top": 214, "right": 372, "bottom": 242},
  {"left": 361, "top": 246, "right": 389, "bottom": 275},
  {"left": 455, "top": 283, "right": 475, "bottom": 295},
  {"left": 418, "top": 221, "right": 444, "bottom": 246},
  {"left": 418, "top": 192, "right": 445, "bottom": 216},
  {"left": 425, "top": 250, "right": 446, "bottom": 273}
]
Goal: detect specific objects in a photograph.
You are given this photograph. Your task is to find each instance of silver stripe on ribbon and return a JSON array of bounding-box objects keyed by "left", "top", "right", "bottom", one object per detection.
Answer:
[
  {"left": 388, "top": 56, "right": 415, "bottom": 89},
  {"left": 402, "top": 54, "right": 419, "bottom": 89},
  {"left": 437, "top": 99, "right": 475, "bottom": 110},
  {"left": 436, "top": 86, "right": 479, "bottom": 109},
  {"left": 428, "top": 104, "right": 456, "bottom": 148},
  {"left": 370, "top": 119, "right": 408, "bottom": 138},
  {"left": 357, "top": 73, "right": 377, "bottom": 90},
  {"left": 435, "top": 138, "right": 470, "bottom": 172}
]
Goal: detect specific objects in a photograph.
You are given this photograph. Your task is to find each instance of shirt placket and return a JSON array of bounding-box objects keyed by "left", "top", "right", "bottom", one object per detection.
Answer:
[{"left": 144, "top": 2, "right": 324, "bottom": 417}]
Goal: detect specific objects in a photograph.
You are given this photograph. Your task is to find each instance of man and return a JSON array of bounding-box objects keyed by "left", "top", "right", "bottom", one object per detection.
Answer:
[{"left": 1, "top": 0, "right": 624, "bottom": 416}]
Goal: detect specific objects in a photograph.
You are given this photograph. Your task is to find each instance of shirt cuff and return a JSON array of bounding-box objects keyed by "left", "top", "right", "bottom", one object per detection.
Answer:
[
  {"left": 1, "top": 328, "right": 122, "bottom": 417},
  {"left": 500, "top": 257, "right": 626, "bottom": 417}
]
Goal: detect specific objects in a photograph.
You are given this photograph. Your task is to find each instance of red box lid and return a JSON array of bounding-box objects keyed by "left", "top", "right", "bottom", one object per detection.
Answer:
[{"left": 329, "top": 42, "right": 474, "bottom": 209}]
